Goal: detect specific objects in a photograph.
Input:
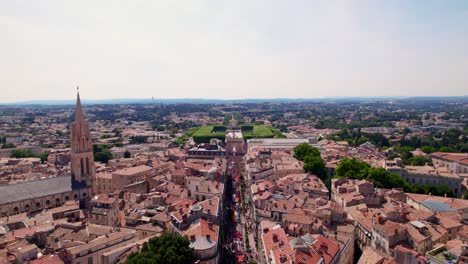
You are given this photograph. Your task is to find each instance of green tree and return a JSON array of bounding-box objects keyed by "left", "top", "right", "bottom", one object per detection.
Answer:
[
  {"left": 303, "top": 155, "right": 326, "bottom": 178},
  {"left": 293, "top": 143, "right": 320, "bottom": 161},
  {"left": 125, "top": 233, "right": 196, "bottom": 264},
  {"left": 1, "top": 142, "right": 15, "bottom": 149},
  {"left": 37, "top": 153, "right": 49, "bottom": 163},
  {"left": 439, "top": 146, "right": 456, "bottom": 153},
  {"left": 404, "top": 156, "right": 433, "bottom": 166},
  {"left": 93, "top": 144, "right": 114, "bottom": 163},
  {"left": 335, "top": 158, "right": 370, "bottom": 179},
  {"left": 95, "top": 150, "right": 113, "bottom": 163},
  {"left": 124, "top": 150, "right": 131, "bottom": 158},
  {"left": 420, "top": 146, "right": 436, "bottom": 154},
  {"left": 11, "top": 149, "right": 35, "bottom": 158}
]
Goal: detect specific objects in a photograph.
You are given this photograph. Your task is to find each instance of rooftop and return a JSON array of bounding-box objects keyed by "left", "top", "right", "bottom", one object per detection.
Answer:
[{"left": 0, "top": 176, "right": 79, "bottom": 204}]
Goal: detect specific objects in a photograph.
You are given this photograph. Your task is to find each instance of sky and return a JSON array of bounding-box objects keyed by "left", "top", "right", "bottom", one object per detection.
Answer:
[{"left": 1, "top": 1, "right": 468, "bottom": 102}]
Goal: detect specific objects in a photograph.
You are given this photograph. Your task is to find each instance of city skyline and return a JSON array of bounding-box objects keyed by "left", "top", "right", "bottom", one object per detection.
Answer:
[{"left": 2, "top": 1, "right": 468, "bottom": 102}]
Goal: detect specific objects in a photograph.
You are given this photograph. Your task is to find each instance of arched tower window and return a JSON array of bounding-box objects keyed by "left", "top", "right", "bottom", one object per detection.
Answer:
[
  {"left": 80, "top": 158, "right": 84, "bottom": 176},
  {"left": 86, "top": 157, "right": 90, "bottom": 175}
]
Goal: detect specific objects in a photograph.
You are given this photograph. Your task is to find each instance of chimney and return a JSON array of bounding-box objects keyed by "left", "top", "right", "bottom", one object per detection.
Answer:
[
  {"left": 273, "top": 234, "right": 279, "bottom": 242},
  {"left": 320, "top": 243, "right": 328, "bottom": 253},
  {"left": 377, "top": 216, "right": 385, "bottom": 224}
]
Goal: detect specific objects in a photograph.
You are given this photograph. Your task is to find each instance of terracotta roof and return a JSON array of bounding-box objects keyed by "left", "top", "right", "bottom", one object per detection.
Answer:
[
  {"left": 357, "top": 246, "right": 395, "bottom": 264},
  {"left": 373, "top": 220, "right": 406, "bottom": 237},
  {"left": 113, "top": 165, "right": 153, "bottom": 176},
  {"left": 261, "top": 225, "right": 294, "bottom": 264},
  {"left": 431, "top": 152, "right": 468, "bottom": 165},
  {"left": 31, "top": 254, "right": 65, "bottom": 264},
  {"left": 436, "top": 215, "right": 463, "bottom": 229},
  {"left": 183, "top": 219, "right": 219, "bottom": 250},
  {"left": 406, "top": 224, "right": 429, "bottom": 243},
  {"left": 284, "top": 213, "right": 314, "bottom": 225},
  {"left": 310, "top": 234, "right": 340, "bottom": 264}
]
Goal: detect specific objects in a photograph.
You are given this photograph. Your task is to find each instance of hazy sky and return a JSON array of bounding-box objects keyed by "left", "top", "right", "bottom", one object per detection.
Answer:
[{"left": 1, "top": 1, "right": 468, "bottom": 102}]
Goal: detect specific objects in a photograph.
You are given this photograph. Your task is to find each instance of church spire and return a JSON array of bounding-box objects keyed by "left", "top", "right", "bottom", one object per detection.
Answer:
[
  {"left": 70, "top": 88, "right": 95, "bottom": 187},
  {"left": 75, "top": 86, "right": 84, "bottom": 122}
]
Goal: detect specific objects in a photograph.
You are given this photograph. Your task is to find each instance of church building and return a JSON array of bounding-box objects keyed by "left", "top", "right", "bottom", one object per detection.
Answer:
[{"left": 0, "top": 91, "right": 94, "bottom": 216}]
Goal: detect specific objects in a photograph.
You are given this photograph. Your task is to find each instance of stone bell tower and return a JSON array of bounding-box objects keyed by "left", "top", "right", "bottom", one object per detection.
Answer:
[{"left": 70, "top": 88, "right": 95, "bottom": 188}]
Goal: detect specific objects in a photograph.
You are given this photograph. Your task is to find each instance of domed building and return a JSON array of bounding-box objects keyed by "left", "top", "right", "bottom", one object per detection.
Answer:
[{"left": 183, "top": 219, "right": 219, "bottom": 264}]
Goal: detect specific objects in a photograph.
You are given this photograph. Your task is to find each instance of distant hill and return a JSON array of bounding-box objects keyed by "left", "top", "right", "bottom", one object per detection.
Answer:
[{"left": 2, "top": 96, "right": 467, "bottom": 105}]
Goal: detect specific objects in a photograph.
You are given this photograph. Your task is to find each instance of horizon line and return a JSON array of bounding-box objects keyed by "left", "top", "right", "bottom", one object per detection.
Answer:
[{"left": 1, "top": 95, "right": 467, "bottom": 105}]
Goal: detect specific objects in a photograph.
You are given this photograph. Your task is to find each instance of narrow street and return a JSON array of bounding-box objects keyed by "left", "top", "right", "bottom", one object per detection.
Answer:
[{"left": 220, "top": 152, "right": 258, "bottom": 263}]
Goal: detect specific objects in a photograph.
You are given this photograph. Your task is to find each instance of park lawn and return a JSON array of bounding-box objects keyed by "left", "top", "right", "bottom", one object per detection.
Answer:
[
  {"left": 243, "top": 125, "right": 282, "bottom": 140},
  {"left": 192, "top": 124, "right": 285, "bottom": 143},
  {"left": 192, "top": 125, "right": 226, "bottom": 143}
]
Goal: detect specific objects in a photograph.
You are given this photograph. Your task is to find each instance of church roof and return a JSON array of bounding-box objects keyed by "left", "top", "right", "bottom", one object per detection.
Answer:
[{"left": 0, "top": 176, "right": 81, "bottom": 204}]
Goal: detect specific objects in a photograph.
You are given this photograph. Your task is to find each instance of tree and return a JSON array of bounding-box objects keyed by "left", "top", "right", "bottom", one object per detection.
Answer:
[
  {"left": 439, "top": 146, "right": 456, "bottom": 153},
  {"left": 404, "top": 156, "right": 432, "bottom": 166},
  {"left": 335, "top": 158, "right": 370, "bottom": 179},
  {"left": 95, "top": 150, "right": 113, "bottom": 163},
  {"left": 1, "top": 142, "right": 15, "bottom": 149},
  {"left": 303, "top": 155, "right": 326, "bottom": 178},
  {"left": 420, "top": 146, "right": 436, "bottom": 154},
  {"left": 37, "top": 153, "right": 49, "bottom": 163},
  {"left": 124, "top": 150, "right": 131, "bottom": 158},
  {"left": 293, "top": 143, "right": 320, "bottom": 161},
  {"left": 11, "top": 149, "right": 35, "bottom": 158},
  {"left": 130, "top": 136, "right": 148, "bottom": 144},
  {"left": 93, "top": 144, "right": 114, "bottom": 163},
  {"left": 125, "top": 233, "right": 196, "bottom": 264}
]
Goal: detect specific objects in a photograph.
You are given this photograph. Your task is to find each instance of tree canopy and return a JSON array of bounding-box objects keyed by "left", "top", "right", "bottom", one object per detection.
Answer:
[
  {"left": 293, "top": 143, "right": 321, "bottom": 161},
  {"left": 125, "top": 233, "right": 196, "bottom": 264},
  {"left": 11, "top": 149, "right": 35, "bottom": 158},
  {"left": 334, "top": 158, "right": 455, "bottom": 195},
  {"left": 1, "top": 142, "right": 15, "bottom": 149},
  {"left": 293, "top": 143, "right": 326, "bottom": 178},
  {"left": 93, "top": 144, "right": 113, "bottom": 163}
]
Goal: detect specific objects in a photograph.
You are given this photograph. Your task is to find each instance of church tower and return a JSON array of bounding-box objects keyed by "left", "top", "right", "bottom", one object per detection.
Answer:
[{"left": 70, "top": 89, "right": 95, "bottom": 187}]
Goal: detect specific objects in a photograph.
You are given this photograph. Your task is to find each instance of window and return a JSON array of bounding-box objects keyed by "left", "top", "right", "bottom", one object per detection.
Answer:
[
  {"left": 86, "top": 157, "right": 90, "bottom": 175},
  {"left": 80, "top": 158, "right": 85, "bottom": 176}
]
